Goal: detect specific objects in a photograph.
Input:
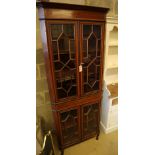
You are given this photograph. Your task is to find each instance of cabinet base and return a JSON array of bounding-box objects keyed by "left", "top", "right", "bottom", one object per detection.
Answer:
[{"left": 59, "top": 133, "right": 100, "bottom": 154}]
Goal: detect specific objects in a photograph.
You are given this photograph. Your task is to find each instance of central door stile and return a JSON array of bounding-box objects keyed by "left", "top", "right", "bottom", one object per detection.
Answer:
[
  {"left": 75, "top": 21, "right": 80, "bottom": 99},
  {"left": 77, "top": 21, "right": 81, "bottom": 98},
  {"left": 79, "top": 22, "right": 83, "bottom": 97}
]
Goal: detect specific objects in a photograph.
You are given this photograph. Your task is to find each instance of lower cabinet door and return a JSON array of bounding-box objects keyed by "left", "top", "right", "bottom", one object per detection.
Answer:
[
  {"left": 59, "top": 107, "right": 81, "bottom": 146},
  {"left": 82, "top": 102, "right": 100, "bottom": 140}
]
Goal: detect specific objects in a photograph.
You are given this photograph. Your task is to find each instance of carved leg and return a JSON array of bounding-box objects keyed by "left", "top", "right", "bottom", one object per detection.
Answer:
[
  {"left": 96, "top": 134, "right": 99, "bottom": 140},
  {"left": 96, "top": 130, "right": 100, "bottom": 140},
  {"left": 61, "top": 149, "right": 64, "bottom": 155}
]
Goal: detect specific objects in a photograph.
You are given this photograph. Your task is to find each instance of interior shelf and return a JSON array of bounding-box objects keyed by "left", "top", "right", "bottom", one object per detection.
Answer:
[
  {"left": 56, "top": 76, "right": 76, "bottom": 82},
  {"left": 61, "top": 124, "right": 77, "bottom": 130}
]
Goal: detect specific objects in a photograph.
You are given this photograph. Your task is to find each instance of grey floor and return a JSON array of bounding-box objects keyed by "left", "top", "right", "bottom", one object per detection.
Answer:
[{"left": 53, "top": 130, "right": 118, "bottom": 155}]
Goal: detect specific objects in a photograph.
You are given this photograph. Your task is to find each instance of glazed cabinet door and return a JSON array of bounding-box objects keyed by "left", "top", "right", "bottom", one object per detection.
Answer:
[
  {"left": 58, "top": 107, "right": 81, "bottom": 146},
  {"left": 47, "top": 21, "right": 79, "bottom": 101},
  {"left": 82, "top": 102, "right": 100, "bottom": 140},
  {"left": 80, "top": 22, "right": 104, "bottom": 96}
]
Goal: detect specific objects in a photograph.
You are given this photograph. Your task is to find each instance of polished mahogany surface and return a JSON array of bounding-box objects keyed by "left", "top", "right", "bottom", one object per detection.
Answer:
[
  {"left": 36, "top": 1, "right": 109, "bottom": 12},
  {"left": 37, "top": 2, "right": 109, "bottom": 154}
]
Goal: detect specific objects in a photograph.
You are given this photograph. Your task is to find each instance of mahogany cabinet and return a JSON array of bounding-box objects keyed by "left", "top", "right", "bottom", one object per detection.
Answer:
[{"left": 37, "top": 1, "right": 109, "bottom": 154}]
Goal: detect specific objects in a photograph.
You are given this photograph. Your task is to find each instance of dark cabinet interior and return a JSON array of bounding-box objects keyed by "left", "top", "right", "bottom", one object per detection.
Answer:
[
  {"left": 82, "top": 103, "right": 99, "bottom": 140},
  {"left": 81, "top": 24, "right": 102, "bottom": 95},
  {"left": 37, "top": 1, "right": 109, "bottom": 155},
  {"left": 59, "top": 102, "right": 99, "bottom": 146},
  {"left": 49, "top": 22, "right": 103, "bottom": 101},
  {"left": 50, "top": 23, "right": 77, "bottom": 99},
  {"left": 59, "top": 107, "right": 80, "bottom": 146}
]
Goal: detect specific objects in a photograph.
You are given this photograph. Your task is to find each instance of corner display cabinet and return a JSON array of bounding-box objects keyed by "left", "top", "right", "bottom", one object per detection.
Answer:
[{"left": 37, "top": 1, "right": 109, "bottom": 154}]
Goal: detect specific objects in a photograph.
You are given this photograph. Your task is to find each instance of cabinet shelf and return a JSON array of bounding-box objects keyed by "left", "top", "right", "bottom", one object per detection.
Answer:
[
  {"left": 83, "top": 49, "right": 99, "bottom": 53},
  {"left": 56, "top": 76, "right": 76, "bottom": 82},
  {"left": 53, "top": 51, "right": 75, "bottom": 55},
  {"left": 84, "top": 125, "right": 96, "bottom": 132},
  {"left": 61, "top": 124, "right": 77, "bottom": 130},
  {"left": 83, "top": 118, "right": 96, "bottom": 123},
  {"left": 63, "top": 132, "right": 79, "bottom": 142}
]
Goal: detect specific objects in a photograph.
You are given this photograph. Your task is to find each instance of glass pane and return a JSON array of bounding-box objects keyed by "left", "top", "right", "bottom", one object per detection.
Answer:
[
  {"left": 54, "top": 62, "right": 63, "bottom": 71},
  {"left": 51, "top": 24, "right": 62, "bottom": 40},
  {"left": 70, "top": 40, "right": 75, "bottom": 52},
  {"left": 50, "top": 24, "right": 77, "bottom": 99},
  {"left": 60, "top": 54, "right": 70, "bottom": 64},
  {"left": 82, "top": 24, "right": 102, "bottom": 94},
  {"left": 96, "top": 66, "right": 100, "bottom": 80},
  {"left": 83, "top": 25, "right": 92, "bottom": 38},
  {"left": 93, "top": 25, "right": 101, "bottom": 39},
  {"left": 52, "top": 41, "right": 57, "bottom": 53},
  {"left": 83, "top": 40, "right": 87, "bottom": 57},
  {"left": 97, "top": 39, "right": 101, "bottom": 56},
  {"left": 60, "top": 109, "right": 80, "bottom": 145},
  {"left": 88, "top": 34, "right": 96, "bottom": 51},
  {"left": 58, "top": 34, "right": 69, "bottom": 51},
  {"left": 63, "top": 24, "right": 74, "bottom": 39},
  {"left": 82, "top": 103, "right": 99, "bottom": 138}
]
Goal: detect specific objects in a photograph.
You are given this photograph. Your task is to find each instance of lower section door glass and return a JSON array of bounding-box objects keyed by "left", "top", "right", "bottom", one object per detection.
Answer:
[
  {"left": 82, "top": 102, "right": 99, "bottom": 139},
  {"left": 59, "top": 107, "right": 80, "bottom": 145}
]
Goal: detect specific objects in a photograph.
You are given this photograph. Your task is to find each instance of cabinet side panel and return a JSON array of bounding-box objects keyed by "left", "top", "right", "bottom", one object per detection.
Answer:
[{"left": 39, "top": 19, "right": 56, "bottom": 102}]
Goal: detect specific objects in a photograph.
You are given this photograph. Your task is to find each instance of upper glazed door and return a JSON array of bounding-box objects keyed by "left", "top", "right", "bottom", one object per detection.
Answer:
[
  {"left": 48, "top": 21, "right": 79, "bottom": 101},
  {"left": 80, "top": 22, "right": 104, "bottom": 96}
]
